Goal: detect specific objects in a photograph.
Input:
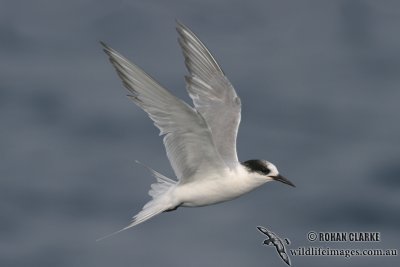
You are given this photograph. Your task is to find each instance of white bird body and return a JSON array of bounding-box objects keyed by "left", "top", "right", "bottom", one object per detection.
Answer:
[
  {"left": 98, "top": 21, "right": 294, "bottom": 240},
  {"left": 175, "top": 165, "right": 269, "bottom": 207}
]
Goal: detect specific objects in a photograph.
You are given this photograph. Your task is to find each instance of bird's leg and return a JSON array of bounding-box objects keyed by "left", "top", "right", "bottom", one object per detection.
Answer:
[{"left": 163, "top": 204, "right": 181, "bottom": 212}]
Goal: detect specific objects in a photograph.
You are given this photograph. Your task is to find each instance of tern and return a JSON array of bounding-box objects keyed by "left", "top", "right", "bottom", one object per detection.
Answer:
[{"left": 98, "top": 21, "right": 295, "bottom": 240}]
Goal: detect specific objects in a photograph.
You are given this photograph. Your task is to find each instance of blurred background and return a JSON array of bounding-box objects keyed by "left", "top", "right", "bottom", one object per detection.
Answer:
[{"left": 1, "top": 0, "right": 399, "bottom": 266}]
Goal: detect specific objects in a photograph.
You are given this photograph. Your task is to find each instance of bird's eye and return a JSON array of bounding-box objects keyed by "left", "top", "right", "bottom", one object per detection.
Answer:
[{"left": 262, "top": 168, "right": 271, "bottom": 175}]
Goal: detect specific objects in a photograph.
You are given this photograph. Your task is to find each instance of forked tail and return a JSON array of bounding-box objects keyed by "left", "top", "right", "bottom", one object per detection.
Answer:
[{"left": 96, "top": 161, "right": 177, "bottom": 241}]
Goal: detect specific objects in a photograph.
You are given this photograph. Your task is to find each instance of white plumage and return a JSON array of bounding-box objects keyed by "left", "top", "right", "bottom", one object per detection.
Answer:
[{"left": 98, "top": 22, "right": 294, "bottom": 241}]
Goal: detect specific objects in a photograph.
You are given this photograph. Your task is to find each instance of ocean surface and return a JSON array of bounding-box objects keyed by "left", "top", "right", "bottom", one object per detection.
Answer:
[{"left": 1, "top": 1, "right": 399, "bottom": 266}]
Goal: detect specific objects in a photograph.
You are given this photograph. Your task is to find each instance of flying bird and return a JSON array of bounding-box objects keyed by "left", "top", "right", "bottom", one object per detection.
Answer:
[
  {"left": 257, "top": 226, "right": 292, "bottom": 266},
  {"left": 98, "top": 21, "right": 295, "bottom": 240}
]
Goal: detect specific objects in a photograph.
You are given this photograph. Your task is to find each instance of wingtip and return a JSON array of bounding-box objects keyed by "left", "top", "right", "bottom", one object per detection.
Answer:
[
  {"left": 175, "top": 18, "right": 183, "bottom": 28},
  {"left": 257, "top": 226, "right": 264, "bottom": 231},
  {"left": 175, "top": 19, "right": 189, "bottom": 35},
  {"left": 99, "top": 41, "right": 108, "bottom": 49},
  {"left": 256, "top": 226, "right": 269, "bottom": 235},
  {"left": 99, "top": 41, "right": 113, "bottom": 56}
]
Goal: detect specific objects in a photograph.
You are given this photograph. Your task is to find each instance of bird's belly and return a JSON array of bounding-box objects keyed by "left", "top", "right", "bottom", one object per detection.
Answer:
[{"left": 176, "top": 176, "right": 259, "bottom": 207}]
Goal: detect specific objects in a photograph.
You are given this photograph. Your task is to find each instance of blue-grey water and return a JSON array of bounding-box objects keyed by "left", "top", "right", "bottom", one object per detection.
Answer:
[{"left": 1, "top": 1, "right": 399, "bottom": 266}]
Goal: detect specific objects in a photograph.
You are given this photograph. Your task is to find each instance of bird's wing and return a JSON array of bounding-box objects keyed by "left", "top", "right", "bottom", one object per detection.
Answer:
[
  {"left": 101, "top": 42, "right": 227, "bottom": 182},
  {"left": 176, "top": 22, "right": 242, "bottom": 169}
]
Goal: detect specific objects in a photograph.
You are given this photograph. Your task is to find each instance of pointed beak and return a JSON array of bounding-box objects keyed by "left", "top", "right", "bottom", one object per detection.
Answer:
[{"left": 272, "top": 174, "right": 296, "bottom": 187}]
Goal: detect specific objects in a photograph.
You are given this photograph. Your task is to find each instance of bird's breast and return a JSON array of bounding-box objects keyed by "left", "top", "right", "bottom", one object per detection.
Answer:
[{"left": 175, "top": 168, "right": 265, "bottom": 207}]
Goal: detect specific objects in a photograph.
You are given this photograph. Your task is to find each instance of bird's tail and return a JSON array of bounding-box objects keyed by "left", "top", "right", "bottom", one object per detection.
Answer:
[{"left": 96, "top": 162, "right": 177, "bottom": 241}]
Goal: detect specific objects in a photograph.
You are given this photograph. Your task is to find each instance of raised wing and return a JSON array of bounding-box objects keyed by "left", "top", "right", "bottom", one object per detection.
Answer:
[
  {"left": 101, "top": 42, "right": 226, "bottom": 182},
  {"left": 176, "top": 22, "right": 242, "bottom": 169}
]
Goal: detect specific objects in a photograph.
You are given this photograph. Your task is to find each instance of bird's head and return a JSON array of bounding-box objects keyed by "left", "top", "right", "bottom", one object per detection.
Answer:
[{"left": 242, "top": 160, "right": 295, "bottom": 187}]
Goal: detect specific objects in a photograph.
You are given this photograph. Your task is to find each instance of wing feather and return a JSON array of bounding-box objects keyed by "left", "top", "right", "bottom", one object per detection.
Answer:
[
  {"left": 101, "top": 42, "right": 226, "bottom": 182},
  {"left": 176, "top": 22, "right": 241, "bottom": 169}
]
